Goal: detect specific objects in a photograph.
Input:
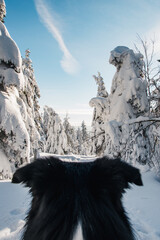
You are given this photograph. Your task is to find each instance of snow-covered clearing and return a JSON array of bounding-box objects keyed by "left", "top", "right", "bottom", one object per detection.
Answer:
[{"left": 0, "top": 155, "right": 160, "bottom": 240}]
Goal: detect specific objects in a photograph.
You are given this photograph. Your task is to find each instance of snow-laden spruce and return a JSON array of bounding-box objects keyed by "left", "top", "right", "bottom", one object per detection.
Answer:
[
  {"left": 43, "top": 106, "right": 68, "bottom": 155},
  {"left": 90, "top": 72, "right": 108, "bottom": 155},
  {"left": 22, "top": 49, "right": 43, "bottom": 157},
  {"left": 0, "top": 20, "right": 30, "bottom": 176},
  {"left": 42, "top": 107, "right": 92, "bottom": 156},
  {"left": 0, "top": 3, "right": 42, "bottom": 178},
  {"left": 108, "top": 46, "right": 149, "bottom": 120},
  {"left": 90, "top": 46, "right": 160, "bottom": 172},
  {"left": 76, "top": 121, "right": 91, "bottom": 155}
]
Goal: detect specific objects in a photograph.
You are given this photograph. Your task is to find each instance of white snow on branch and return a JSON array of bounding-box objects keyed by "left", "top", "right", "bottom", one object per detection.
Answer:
[
  {"left": 0, "top": 89, "right": 30, "bottom": 159},
  {"left": 0, "top": 22, "right": 22, "bottom": 70},
  {"left": 0, "top": 68, "right": 25, "bottom": 90}
]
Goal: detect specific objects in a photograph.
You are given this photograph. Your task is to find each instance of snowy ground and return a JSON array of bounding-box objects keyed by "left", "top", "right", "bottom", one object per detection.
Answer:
[{"left": 0, "top": 156, "right": 160, "bottom": 240}]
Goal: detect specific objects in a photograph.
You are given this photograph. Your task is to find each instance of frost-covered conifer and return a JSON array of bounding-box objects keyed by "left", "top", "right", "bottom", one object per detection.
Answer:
[
  {"left": 63, "top": 114, "right": 78, "bottom": 154},
  {"left": 0, "top": 14, "right": 30, "bottom": 176},
  {"left": 108, "top": 46, "right": 149, "bottom": 121},
  {"left": 103, "top": 46, "right": 151, "bottom": 164},
  {"left": 81, "top": 121, "right": 88, "bottom": 142},
  {"left": 93, "top": 72, "right": 108, "bottom": 98},
  {"left": 76, "top": 127, "right": 82, "bottom": 154},
  {"left": 22, "top": 49, "right": 43, "bottom": 156},
  {"left": 43, "top": 106, "right": 68, "bottom": 155},
  {"left": 76, "top": 123, "right": 92, "bottom": 155},
  {"left": 90, "top": 46, "right": 160, "bottom": 171},
  {"left": 0, "top": 0, "right": 6, "bottom": 23},
  {"left": 80, "top": 121, "right": 92, "bottom": 155},
  {"left": 90, "top": 73, "right": 108, "bottom": 155}
]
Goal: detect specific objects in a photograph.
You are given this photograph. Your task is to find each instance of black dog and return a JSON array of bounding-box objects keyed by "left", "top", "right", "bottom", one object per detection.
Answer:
[{"left": 12, "top": 156, "right": 143, "bottom": 240}]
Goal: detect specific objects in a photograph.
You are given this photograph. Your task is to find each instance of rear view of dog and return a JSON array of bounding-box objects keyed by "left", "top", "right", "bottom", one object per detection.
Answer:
[{"left": 12, "top": 156, "right": 143, "bottom": 240}]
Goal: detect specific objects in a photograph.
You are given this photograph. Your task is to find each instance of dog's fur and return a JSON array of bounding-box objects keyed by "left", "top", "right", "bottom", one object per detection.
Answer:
[{"left": 12, "top": 156, "right": 143, "bottom": 240}]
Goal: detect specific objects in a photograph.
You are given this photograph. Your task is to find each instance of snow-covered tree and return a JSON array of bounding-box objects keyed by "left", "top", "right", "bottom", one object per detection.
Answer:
[
  {"left": 108, "top": 46, "right": 149, "bottom": 121},
  {"left": 90, "top": 46, "right": 160, "bottom": 172},
  {"left": 135, "top": 37, "right": 160, "bottom": 117},
  {"left": 103, "top": 46, "right": 157, "bottom": 167},
  {"left": 81, "top": 121, "right": 88, "bottom": 142},
  {"left": 63, "top": 114, "right": 78, "bottom": 154},
  {"left": 43, "top": 106, "right": 68, "bottom": 155},
  {"left": 21, "top": 49, "right": 43, "bottom": 156},
  {"left": 76, "top": 121, "right": 91, "bottom": 155},
  {"left": 0, "top": 4, "right": 43, "bottom": 178},
  {"left": 43, "top": 109, "right": 83, "bottom": 155},
  {"left": 0, "top": 18, "right": 30, "bottom": 175},
  {"left": 0, "top": 0, "right": 6, "bottom": 23},
  {"left": 90, "top": 72, "right": 108, "bottom": 155},
  {"left": 93, "top": 72, "right": 108, "bottom": 98},
  {"left": 76, "top": 127, "right": 82, "bottom": 154}
]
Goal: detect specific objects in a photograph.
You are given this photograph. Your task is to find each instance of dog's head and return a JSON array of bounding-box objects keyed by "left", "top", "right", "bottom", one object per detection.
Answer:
[
  {"left": 12, "top": 156, "right": 143, "bottom": 240},
  {"left": 12, "top": 156, "right": 143, "bottom": 186}
]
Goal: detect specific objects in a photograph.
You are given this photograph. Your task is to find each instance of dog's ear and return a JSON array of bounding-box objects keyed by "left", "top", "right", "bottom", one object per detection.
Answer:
[
  {"left": 12, "top": 161, "right": 37, "bottom": 187},
  {"left": 119, "top": 160, "right": 143, "bottom": 186},
  {"left": 12, "top": 157, "right": 63, "bottom": 188},
  {"left": 91, "top": 157, "right": 143, "bottom": 194}
]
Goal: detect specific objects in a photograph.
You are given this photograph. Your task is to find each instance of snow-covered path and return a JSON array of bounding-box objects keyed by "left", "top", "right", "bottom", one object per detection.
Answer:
[
  {"left": 0, "top": 182, "right": 29, "bottom": 240},
  {"left": 0, "top": 158, "right": 160, "bottom": 240},
  {"left": 124, "top": 172, "right": 160, "bottom": 240}
]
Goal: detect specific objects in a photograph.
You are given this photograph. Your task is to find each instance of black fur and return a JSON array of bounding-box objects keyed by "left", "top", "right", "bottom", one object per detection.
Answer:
[{"left": 12, "top": 156, "right": 143, "bottom": 240}]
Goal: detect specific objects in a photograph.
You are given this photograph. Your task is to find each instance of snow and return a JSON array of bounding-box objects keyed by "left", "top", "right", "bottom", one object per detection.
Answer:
[
  {"left": 0, "top": 22, "right": 25, "bottom": 105},
  {"left": 109, "top": 46, "right": 130, "bottom": 66},
  {"left": 124, "top": 171, "right": 160, "bottom": 240},
  {"left": 0, "top": 155, "right": 159, "bottom": 240},
  {"left": 0, "top": 68, "right": 25, "bottom": 90},
  {"left": 0, "top": 88, "right": 30, "bottom": 162},
  {"left": 0, "top": 182, "right": 30, "bottom": 240},
  {"left": 90, "top": 46, "right": 149, "bottom": 123},
  {"left": 89, "top": 96, "right": 107, "bottom": 110},
  {"left": 124, "top": 116, "right": 160, "bottom": 124},
  {"left": 108, "top": 46, "right": 149, "bottom": 121},
  {"left": 89, "top": 46, "right": 160, "bottom": 168},
  {"left": 0, "top": 22, "right": 25, "bottom": 90},
  {"left": 0, "top": 21, "right": 43, "bottom": 170},
  {"left": 43, "top": 106, "right": 69, "bottom": 155},
  {"left": 0, "top": 150, "right": 12, "bottom": 179},
  {"left": 0, "top": 22, "right": 22, "bottom": 71}
]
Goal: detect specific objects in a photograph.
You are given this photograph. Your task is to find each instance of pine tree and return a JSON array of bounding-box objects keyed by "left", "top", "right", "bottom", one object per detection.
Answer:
[
  {"left": 0, "top": 6, "right": 31, "bottom": 174},
  {"left": 90, "top": 46, "right": 160, "bottom": 172},
  {"left": 81, "top": 121, "right": 88, "bottom": 142},
  {"left": 63, "top": 114, "right": 78, "bottom": 154},
  {"left": 93, "top": 72, "right": 108, "bottom": 98},
  {"left": 90, "top": 73, "right": 108, "bottom": 155},
  {"left": 107, "top": 46, "right": 149, "bottom": 121},
  {"left": 80, "top": 121, "right": 92, "bottom": 155},
  {"left": 22, "top": 49, "right": 43, "bottom": 156},
  {"left": 76, "top": 127, "right": 82, "bottom": 154},
  {"left": 43, "top": 106, "right": 68, "bottom": 155}
]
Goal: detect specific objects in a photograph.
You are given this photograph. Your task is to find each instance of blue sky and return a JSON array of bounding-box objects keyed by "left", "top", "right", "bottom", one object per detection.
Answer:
[{"left": 5, "top": 0, "right": 160, "bottom": 126}]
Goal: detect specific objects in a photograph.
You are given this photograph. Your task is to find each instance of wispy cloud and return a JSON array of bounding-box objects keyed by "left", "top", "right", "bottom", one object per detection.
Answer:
[{"left": 34, "top": 0, "right": 79, "bottom": 74}]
